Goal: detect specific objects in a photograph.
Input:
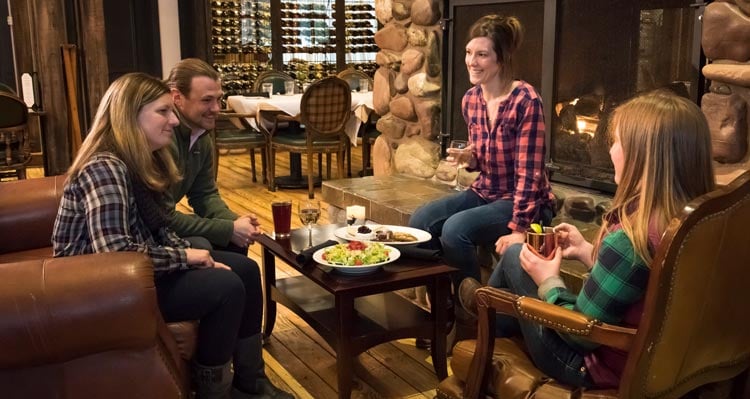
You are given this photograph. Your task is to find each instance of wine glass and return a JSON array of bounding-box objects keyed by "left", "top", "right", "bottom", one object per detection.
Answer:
[
  {"left": 449, "top": 140, "right": 469, "bottom": 191},
  {"left": 299, "top": 200, "right": 321, "bottom": 248}
]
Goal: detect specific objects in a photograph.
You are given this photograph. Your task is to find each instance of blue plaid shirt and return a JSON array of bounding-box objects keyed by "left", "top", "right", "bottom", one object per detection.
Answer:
[
  {"left": 52, "top": 152, "right": 191, "bottom": 277},
  {"left": 461, "top": 81, "right": 555, "bottom": 232}
]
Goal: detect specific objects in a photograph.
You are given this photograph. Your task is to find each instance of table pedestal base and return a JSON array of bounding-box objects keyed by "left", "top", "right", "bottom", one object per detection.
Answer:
[
  {"left": 275, "top": 175, "right": 322, "bottom": 189},
  {"left": 274, "top": 152, "right": 322, "bottom": 189}
]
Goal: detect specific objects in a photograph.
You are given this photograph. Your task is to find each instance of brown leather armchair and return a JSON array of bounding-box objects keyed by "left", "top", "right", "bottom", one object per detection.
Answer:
[
  {"left": 438, "top": 170, "right": 750, "bottom": 399},
  {"left": 0, "top": 176, "right": 197, "bottom": 398}
]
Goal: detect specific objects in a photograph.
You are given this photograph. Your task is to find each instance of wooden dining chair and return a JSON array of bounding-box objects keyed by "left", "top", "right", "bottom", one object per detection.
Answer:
[
  {"left": 253, "top": 70, "right": 297, "bottom": 95},
  {"left": 212, "top": 110, "right": 268, "bottom": 184},
  {"left": 0, "top": 92, "right": 31, "bottom": 180},
  {"left": 336, "top": 68, "right": 380, "bottom": 176},
  {"left": 437, "top": 170, "right": 750, "bottom": 399},
  {"left": 267, "top": 76, "right": 351, "bottom": 198}
]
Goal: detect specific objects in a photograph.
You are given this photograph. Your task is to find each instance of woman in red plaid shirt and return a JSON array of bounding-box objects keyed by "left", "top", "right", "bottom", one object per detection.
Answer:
[{"left": 409, "top": 14, "right": 555, "bottom": 296}]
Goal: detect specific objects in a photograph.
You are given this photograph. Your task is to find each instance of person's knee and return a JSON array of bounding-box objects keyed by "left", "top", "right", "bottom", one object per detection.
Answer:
[
  {"left": 441, "top": 216, "right": 472, "bottom": 246},
  {"left": 408, "top": 206, "right": 429, "bottom": 229}
]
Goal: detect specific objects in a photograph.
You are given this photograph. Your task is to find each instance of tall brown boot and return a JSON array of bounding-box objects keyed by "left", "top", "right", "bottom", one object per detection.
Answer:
[{"left": 231, "top": 333, "right": 294, "bottom": 399}]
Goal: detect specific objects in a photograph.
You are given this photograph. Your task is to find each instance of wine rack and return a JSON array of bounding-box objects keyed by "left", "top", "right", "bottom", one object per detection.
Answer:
[
  {"left": 340, "top": 0, "right": 378, "bottom": 75},
  {"left": 209, "top": 0, "right": 377, "bottom": 92},
  {"left": 211, "top": 1, "right": 272, "bottom": 98},
  {"left": 280, "top": 0, "right": 337, "bottom": 83}
]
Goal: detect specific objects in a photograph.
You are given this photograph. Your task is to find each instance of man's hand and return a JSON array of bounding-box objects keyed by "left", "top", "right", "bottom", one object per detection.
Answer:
[
  {"left": 494, "top": 231, "right": 526, "bottom": 255},
  {"left": 231, "top": 214, "right": 263, "bottom": 247}
]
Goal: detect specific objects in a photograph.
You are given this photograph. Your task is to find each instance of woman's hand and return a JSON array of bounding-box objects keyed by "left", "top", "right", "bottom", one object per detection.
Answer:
[
  {"left": 520, "top": 244, "right": 562, "bottom": 286},
  {"left": 446, "top": 143, "right": 476, "bottom": 168},
  {"left": 554, "top": 223, "right": 595, "bottom": 269},
  {"left": 185, "top": 248, "right": 231, "bottom": 270},
  {"left": 495, "top": 231, "right": 526, "bottom": 255}
]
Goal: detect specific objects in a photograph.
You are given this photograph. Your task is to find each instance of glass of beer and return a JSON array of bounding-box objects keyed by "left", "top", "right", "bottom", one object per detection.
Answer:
[{"left": 271, "top": 200, "right": 292, "bottom": 238}]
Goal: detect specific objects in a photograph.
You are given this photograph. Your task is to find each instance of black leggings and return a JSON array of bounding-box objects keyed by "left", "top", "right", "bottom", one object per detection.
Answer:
[{"left": 155, "top": 250, "right": 262, "bottom": 366}]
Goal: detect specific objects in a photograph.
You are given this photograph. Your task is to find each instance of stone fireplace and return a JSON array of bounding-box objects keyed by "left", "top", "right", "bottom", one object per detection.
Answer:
[{"left": 371, "top": 0, "right": 750, "bottom": 190}]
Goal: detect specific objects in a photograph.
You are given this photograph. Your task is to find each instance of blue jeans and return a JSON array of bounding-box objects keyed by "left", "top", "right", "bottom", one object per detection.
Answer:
[
  {"left": 409, "top": 189, "right": 552, "bottom": 286},
  {"left": 488, "top": 244, "right": 593, "bottom": 388},
  {"left": 409, "top": 190, "right": 513, "bottom": 285}
]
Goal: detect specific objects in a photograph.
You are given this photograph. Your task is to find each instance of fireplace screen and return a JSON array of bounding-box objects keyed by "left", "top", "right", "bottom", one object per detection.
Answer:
[{"left": 549, "top": 0, "right": 702, "bottom": 192}]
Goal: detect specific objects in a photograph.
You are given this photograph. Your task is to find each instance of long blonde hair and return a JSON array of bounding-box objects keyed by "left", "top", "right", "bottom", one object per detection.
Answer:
[
  {"left": 67, "top": 72, "right": 181, "bottom": 191},
  {"left": 595, "top": 90, "right": 715, "bottom": 264}
]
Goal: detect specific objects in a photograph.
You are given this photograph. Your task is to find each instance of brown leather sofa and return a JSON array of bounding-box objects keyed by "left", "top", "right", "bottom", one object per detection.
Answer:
[{"left": 0, "top": 175, "right": 195, "bottom": 398}]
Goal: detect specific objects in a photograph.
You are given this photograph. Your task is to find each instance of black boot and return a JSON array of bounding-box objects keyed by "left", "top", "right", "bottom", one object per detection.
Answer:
[
  {"left": 193, "top": 360, "right": 233, "bottom": 399},
  {"left": 231, "top": 333, "right": 294, "bottom": 399}
]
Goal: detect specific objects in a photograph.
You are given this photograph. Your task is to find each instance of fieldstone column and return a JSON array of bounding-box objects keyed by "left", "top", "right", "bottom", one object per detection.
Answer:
[
  {"left": 701, "top": 0, "right": 750, "bottom": 185},
  {"left": 372, "top": 0, "right": 442, "bottom": 178}
]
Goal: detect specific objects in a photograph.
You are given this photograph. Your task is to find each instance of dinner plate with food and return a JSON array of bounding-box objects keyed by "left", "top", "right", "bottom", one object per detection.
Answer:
[
  {"left": 313, "top": 241, "right": 400, "bottom": 275},
  {"left": 333, "top": 224, "right": 432, "bottom": 245}
]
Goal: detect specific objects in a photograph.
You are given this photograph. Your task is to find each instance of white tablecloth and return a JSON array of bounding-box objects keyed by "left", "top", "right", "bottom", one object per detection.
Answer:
[{"left": 226, "top": 92, "right": 374, "bottom": 146}]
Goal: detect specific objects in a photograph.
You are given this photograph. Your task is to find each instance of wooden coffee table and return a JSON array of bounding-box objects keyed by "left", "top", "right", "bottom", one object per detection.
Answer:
[{"left": 256, "top": 224, "right": 456, "bottom": 399}]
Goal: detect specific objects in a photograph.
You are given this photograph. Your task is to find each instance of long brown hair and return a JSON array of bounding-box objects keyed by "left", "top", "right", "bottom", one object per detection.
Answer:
[
  {"left": 67, "top": 73, "right": 181, "bottom": 191},
  {"left": 595, "top": 90, "right": 715, "bottom": 264},
  {"left": 466, "top": 14, "right": 523, "bottom": 81}
]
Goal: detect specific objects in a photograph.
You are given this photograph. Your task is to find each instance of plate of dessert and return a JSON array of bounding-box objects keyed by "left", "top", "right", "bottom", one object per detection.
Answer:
[{"left": 334, "top": 225, "right": 431, "bottom": 245}]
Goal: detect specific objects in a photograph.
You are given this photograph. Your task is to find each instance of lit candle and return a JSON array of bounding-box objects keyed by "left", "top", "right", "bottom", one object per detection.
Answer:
[{"left": 346, "top": 205, "right": 366, "bottom": 223}]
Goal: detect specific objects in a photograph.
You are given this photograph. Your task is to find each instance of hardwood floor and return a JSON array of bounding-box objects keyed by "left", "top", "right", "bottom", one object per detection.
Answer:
[
  {"left": 197, "top": 147, "right": 446, "bottom": 399},
  {"left": 25, "top": 145, "right": 447, "bottom": 398}
]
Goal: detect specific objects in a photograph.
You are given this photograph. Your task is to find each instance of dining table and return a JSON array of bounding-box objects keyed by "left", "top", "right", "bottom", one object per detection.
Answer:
[{"left": 226, "top": 92, "right": 374, "bottom": 188}]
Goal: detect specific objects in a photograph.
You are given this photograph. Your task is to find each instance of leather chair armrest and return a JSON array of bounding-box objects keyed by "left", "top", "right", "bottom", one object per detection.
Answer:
[
  {"left": 464, "top": 286, "right": 637, "bottom": 399},
  {"left": 0, "top": 252, "right": 159, "bottom": 369},
  {"left": 0, "top": 175, "right": 66, "bottom": 254}
]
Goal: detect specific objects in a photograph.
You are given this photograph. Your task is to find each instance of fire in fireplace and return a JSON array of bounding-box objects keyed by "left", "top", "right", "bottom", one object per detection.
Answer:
[{"left": 548, "top": 2, "right": 705, "bottom": 192}]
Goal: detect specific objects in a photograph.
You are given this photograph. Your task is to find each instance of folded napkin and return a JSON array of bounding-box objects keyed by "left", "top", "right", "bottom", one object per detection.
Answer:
[
  {"left": 296, "top": 240, "right": 339, "bottom": 266},
  {"left": 397, "top": 245, "right": 442, "bottom": 261}
]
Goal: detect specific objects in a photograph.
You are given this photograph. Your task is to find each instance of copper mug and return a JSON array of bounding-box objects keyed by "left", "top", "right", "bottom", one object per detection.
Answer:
[{"left": 526, "top": 227, "right": 558, "bottom": 260}]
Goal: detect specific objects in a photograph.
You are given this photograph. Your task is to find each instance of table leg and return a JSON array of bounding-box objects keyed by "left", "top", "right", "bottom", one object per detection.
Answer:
[
  {"left": 335, "top": 295, "right": 355, "bottom": 399},
  {"left": 430, "top": 276, "right": 451, "bottom": 380},
  {"left": 262, "top": 246, "right": 277, "bottom": 339}
]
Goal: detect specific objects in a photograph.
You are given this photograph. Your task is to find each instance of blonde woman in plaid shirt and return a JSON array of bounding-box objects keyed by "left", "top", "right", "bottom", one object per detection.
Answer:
[
  {"left": 409, "top": 15, "right": 555, "bottom": 296},
  {"left": 52, "top": 73, "right": 292, "bottom": 399}
]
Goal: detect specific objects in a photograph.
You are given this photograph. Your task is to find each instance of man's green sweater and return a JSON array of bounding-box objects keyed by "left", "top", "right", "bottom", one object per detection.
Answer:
[{"left": 165, "top": 123, "right": 237, "bottom": 246}]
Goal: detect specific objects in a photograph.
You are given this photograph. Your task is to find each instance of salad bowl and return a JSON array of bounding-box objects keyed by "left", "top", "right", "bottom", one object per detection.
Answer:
[{"left": 312, "top": 242, "right": 400, "bottom": 275}]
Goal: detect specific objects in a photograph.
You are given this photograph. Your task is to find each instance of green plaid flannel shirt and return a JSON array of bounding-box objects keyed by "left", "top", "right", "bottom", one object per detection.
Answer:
[{"left": 545, "top": 228, "right": 650, "bottom": 349}]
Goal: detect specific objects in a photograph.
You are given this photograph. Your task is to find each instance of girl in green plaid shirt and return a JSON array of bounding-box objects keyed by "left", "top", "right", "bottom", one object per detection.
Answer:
[{"left": 484, "top": 90, "right": 715, "bottom": 388}]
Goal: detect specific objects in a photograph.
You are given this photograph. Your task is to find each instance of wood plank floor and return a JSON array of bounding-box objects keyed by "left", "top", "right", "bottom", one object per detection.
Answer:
[{"left": 188, "top": 147, "right": 447, "bottom": 399}]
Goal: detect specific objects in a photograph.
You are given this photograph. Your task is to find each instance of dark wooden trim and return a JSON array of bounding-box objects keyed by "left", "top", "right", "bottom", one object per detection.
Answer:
[
  {"left": 270, "top": 0, "right": 282, "bottom": 71},
  {"left": 178, "top": 0, "right": 211, "bottom": 61},
  {"left": 335, "top": 0, "right": 346, "bottom": 71}
]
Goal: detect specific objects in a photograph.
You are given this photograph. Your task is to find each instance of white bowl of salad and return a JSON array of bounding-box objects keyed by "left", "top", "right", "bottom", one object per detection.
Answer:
[{"left": 313, "top": 241, "right": 400, "bottom": 275}]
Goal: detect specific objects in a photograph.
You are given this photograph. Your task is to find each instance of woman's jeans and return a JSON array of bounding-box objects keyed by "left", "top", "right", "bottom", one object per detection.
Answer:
[
  {"left": 488, "top": 244, "right": 593, "bottom": 388},
  {"left": 155, "top": 250, "right": 262, "bottom": 366},
  {"left": 409, "top": 190, "right": 514, "bottom": 286},
  {"left": 409, "top": 189, "right": 552, "bottom": 287}
]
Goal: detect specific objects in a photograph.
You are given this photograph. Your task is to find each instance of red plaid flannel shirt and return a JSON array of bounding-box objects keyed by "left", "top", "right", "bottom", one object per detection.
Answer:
[{"left": 461, "top": 81, "right": 555, "bottom": 232}]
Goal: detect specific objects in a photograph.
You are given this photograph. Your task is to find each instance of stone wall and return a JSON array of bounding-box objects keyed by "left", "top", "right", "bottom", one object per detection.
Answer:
[
  {"left": 701, "top": 0, "right": 750, "bottom": 185},
  {"left": 372, "top": 0, "right": 443, "bottom": 179}
]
